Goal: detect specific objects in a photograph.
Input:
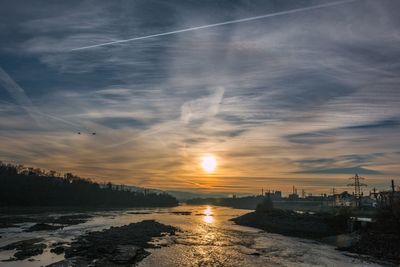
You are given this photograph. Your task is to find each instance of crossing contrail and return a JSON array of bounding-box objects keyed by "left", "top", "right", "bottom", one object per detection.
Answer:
[
  {"left": 0, "top": 99, "right": 86, "bottom": 132},
  {"left": 0, "top": 66, "right": 43, "bottom": 125},
  {"left": 0, "top": 67, "right": 91, "bottom": 133},
  {"left": 71, "top": 0, "right": 357, "bottom": 51}
]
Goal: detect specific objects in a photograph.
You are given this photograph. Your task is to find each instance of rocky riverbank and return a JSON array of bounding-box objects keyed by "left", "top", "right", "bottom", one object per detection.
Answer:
[
  {"left": 49, "top": 220, "right": 177, "bottom": 266},
  {"left": 233, "top": 204, "right": 400, "bottom": 265},
  {"left": 338, "top": 232, "right": 400, "bottom": 265},
  {"left": 232, "top": 209, "right": 349, "bottom": 239},
  {"left": 1, "top": 219, "right": 178, "bottom": 266},
  {"left": 339, "top": 207, "right": 400, "bottom": 265},
  {"left": 0, "top": 213, "right": 92, "bottom": 231},
  {"left": 0, "top": 238, "right": 47, "bottom": 261}
]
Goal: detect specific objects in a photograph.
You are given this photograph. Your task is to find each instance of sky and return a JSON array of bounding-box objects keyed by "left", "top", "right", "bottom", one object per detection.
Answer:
[{"left": 0, "top": 0, "right": 400, "bottom": 195}]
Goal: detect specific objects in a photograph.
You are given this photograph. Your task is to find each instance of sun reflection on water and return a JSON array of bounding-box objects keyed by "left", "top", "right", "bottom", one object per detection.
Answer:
[{"left": 203, "top": 206, "right": 214, "bottom": 224}]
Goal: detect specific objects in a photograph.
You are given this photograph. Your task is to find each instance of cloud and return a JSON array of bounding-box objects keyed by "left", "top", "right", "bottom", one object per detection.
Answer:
[
  {"left": 92, "top": 117, "right": 153, "bottom": 129},
  {"left": 296, "top": 166, "right": 383, "bottom": 175},
  {"left": 0, "top": 0, "right": 400, "bottom": 193},
  {"left": 180, "top": 87, "right": 224, "bottom": 124},
  {"left": 344, "top": 119, "right": 400, "bottom": 130}
]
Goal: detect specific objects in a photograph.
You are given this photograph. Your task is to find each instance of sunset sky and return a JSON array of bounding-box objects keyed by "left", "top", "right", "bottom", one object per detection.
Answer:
[{"left": 1, "top": 0, "right": 399, "bottom": 195}]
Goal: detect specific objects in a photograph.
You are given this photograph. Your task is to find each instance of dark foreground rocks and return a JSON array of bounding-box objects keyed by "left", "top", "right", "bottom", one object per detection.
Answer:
[
  {"left": 25, "top": 223, "right": 65, "bottom": 232},
  {"left": 0, "top": 238, "right": 47, "bottom": 261},
  {"left": 49, "top": 220, "right": 177, "bottom": 267}
]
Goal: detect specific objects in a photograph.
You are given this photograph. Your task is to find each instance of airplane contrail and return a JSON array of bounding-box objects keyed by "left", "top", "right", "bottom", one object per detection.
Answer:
[
  {"left": 0, "top": 67, "right": 43, "bottom": 125},
  {"left": 0, "top": 99, "right": 85, "bottom": 131},
  {"left": 71, "top": 0, "right": 358, "bottom": 51},
  {"left": 0, "top": 67, "right": 90, "bottom": 133}
]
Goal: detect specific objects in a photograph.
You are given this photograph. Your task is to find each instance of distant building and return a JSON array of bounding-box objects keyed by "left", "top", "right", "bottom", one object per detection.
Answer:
[
  {"left": 335, "top": 191, "right": 356, "bottom": 207},
  {"left": 360, "top": 195, "right": 377, "bottom": 208},
  {"left": 288, "top": 193, "right": 299, "bottom": 200},
  {"left": 288, "top": 186, "right": 299, "bottom": 200},
  {"left": 265, "top": 190, "right": 282, "bottom": 201},
  {"left": 305, "top": 195, "right": 326, "bottom": 202}
]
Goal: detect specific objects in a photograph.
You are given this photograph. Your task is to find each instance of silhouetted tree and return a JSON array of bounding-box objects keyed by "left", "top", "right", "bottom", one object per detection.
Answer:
[
  {"left": 0, "top": 162, "right": 178, "bottom": 207},
  {"left": 256, "top": 196, "right": 274, "bottom": 213}
]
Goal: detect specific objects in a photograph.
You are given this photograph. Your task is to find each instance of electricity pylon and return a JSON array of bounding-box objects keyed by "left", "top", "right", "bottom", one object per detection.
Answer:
[{"left": 348, "top": 174, "right": 367, "bottom": 207}]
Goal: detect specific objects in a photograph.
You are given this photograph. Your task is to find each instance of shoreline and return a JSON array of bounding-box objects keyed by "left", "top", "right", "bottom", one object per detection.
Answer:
[
  {"left": 0, "top": 205, "right": 178, "bottom": 215},
  {"left": 232, "top": 210, "right": 399, "bottom": 266},
  {"left": 1, "top": 220, "right": 178, "bottom": 266}
]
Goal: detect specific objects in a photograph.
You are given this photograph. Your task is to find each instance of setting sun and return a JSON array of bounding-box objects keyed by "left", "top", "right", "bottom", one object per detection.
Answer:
[{"left": 201, "top": 155, "right": 217, "bottom": 173}]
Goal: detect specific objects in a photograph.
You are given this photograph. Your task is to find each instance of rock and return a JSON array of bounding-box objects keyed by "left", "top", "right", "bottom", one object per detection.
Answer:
[
  {"left": 46, "top": 257, "right": 90, "bottom": 267},
  {"left": 1, "top": 257, "right": 16, "bottom": 262},
  {"left": 25, "top": 223, "right": 64, "bottom": 232},
  {"left": 52, "top": 214, "right": 92, "bottom": 226},
  {"left": 170, "top": 211, "right": 192, "bottom": 215},
  {"left": 50, "top": 246, "right": 66, "bottom": 255},
  {"left": 13, "top": 243, "right": 46, "bottom": 260},
  {"left": 111, "top": 245, "right": 145, "bottom": 264},
  {"left": 1, "top": 238, "right": 44, "bottom": 250},
  {"left": 232, "top": 210, "right": 343, "bottom": 239},
  {"left": 249, "top": 252, "right": 261, "bottom": 256},
  {"left": 64, "top": 220, "right": 177, "bottom": 266},
  {"left": 0, "top": 238, "right": 47, "bottom": 261}
]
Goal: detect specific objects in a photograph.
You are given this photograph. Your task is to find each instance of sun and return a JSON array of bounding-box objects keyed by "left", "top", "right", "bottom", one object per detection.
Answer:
[{"left": 201, "top": 155, "right": 217, "bottom": 173}]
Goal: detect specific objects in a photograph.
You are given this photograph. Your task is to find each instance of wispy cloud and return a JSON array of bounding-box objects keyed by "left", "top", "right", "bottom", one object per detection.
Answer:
[
  {"left": 0, "top": 0, "right": 400, "bottom": 193},
  {"left": 70, "top": 0, "right": 358, "bottom": 51}
]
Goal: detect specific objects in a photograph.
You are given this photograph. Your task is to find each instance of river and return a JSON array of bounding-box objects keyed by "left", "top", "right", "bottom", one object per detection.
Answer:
[{"left": 0, "top": 205, "right": 382, "bottom": 267}]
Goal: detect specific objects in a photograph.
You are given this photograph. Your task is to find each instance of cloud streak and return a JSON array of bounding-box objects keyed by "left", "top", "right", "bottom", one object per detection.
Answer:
[
  {"left": 70, "top": 0, "right": 358, "bottom": 51},
  {"left": 0, "top": 67, "right": 43, "bottom": 125},
  {"left": 1, "top": 0, "right": 400, "bottom": 194},
  {"left": 0, "top": 67, "right": 89, "bottom": 133}
]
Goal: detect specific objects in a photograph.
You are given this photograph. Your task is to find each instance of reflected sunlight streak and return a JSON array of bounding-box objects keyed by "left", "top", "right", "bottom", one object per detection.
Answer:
[{"left": 203, "top": 206, "right": 214, "bottom": 223}]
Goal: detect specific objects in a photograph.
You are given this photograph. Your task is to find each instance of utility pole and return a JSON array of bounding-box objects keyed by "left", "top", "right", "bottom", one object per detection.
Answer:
[
  {"left": 332, "top": 188, "right": 336, "bottom": 207},
  {"left": 348, "top": 174, "right": 367, "bottom": 208},
  {"left": 390, "top": 180, "right": 395, "bottom": 208},
  {"left": 371, "top": 187, "right": 378, "bottom": 198}
]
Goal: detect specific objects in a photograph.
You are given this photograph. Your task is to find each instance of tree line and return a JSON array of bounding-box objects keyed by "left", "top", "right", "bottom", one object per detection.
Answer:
[{"left": 0, "top": 162, "right": 178, "bottom": 207}]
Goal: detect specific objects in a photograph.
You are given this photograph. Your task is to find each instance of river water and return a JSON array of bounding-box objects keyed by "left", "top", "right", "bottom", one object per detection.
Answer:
[{"left": 0, "top": 205, "right": 382, "bottom": 267}]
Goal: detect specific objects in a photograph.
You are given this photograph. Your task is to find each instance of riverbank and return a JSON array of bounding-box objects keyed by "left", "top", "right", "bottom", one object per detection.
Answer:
[
  {"left": 232, "top": 209, "right": 349, "bottom": 239},
  {"left": 1, "top": 220, "right": 177, "bottom": 266},
  {"left": 0, "top": 205, "right": 383, "bottom": 266},
  {"left": 340, "top": 207, "right": 400, "bottom": 265},
  {"left": 232, "top": 208, "right": 400, "bottom": 265}
]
